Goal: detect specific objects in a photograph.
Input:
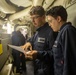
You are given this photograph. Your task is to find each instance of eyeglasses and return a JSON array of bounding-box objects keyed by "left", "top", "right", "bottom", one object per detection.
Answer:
[
  {"left": 47, "top": 19, "right": 55, "bottom": 23},
  {"left": 30, "top": 16, "right": 40, "bottom": 20}
]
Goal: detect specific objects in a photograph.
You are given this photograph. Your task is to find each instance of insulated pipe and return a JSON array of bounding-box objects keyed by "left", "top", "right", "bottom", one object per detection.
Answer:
[
  {"left": 8, "top": 7, "right": 31, "bottom": 21},
  {"left": 0, "top": 0, "right": 16, "bottom": 13}
]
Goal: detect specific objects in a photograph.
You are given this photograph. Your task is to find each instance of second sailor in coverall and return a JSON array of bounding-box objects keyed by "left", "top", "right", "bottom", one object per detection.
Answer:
[{"left": 46, "top": 5, "right": 76, "bottom": 75}]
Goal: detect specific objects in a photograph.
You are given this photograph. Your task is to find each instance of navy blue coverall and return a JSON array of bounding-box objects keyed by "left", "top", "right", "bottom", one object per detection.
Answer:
[
  {"left": 52, "top": 22, "right": 76, "bottom": 75},
  {"left": 28, "top": 22, "right": 57, "bottom": 75},
  {"left": 12, "top": 31, "right": 26, "bottom": 73}
]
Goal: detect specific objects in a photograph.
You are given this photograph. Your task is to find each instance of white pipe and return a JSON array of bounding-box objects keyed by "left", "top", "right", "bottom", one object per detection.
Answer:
[
  {"left": 0, "top": 0, "right": 16, "bottom": 13},
  {"left": 8, "top": 7, "right": 31, "bottom": 21},
  {"left": 33, "top": 0, "right": 44, "bottom": 6}
]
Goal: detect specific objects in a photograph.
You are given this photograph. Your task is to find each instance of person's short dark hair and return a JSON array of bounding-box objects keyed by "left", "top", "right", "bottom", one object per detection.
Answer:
[
  {"left": 46, "top": 5, "right": 68, "bottom": 21},
  {"left": 29, "top": 6, "right": 45, "bottom": 16}
]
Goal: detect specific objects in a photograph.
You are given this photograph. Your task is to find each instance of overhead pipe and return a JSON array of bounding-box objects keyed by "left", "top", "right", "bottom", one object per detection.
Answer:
[
  {"left": 33, "top": 0, "right": 44, "bottom": 6},
  {"left": 43, "top": 0, "right": 55, "bottom": 10},
  {"left": 0, "top": 0, "right": 16, "bottom": 13},
  {"left": 8, "top": 6, "right": 32, "bottom": 21}
]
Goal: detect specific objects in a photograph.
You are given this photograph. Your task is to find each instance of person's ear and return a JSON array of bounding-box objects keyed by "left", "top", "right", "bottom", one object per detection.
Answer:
[{"left": 57, "top": 16, "right": 61, "bottom": 22}]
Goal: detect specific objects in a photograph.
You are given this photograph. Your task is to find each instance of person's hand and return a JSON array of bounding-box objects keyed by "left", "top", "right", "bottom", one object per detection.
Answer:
[
  {"left": 25, "top": 50, "right": 38, "bottom": 60},
  {"left": 25, "top": 51, "right": 33, "bottom": 60},
  {"left": 21, "top": 42, "right": 32, "bottom": 51}
]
